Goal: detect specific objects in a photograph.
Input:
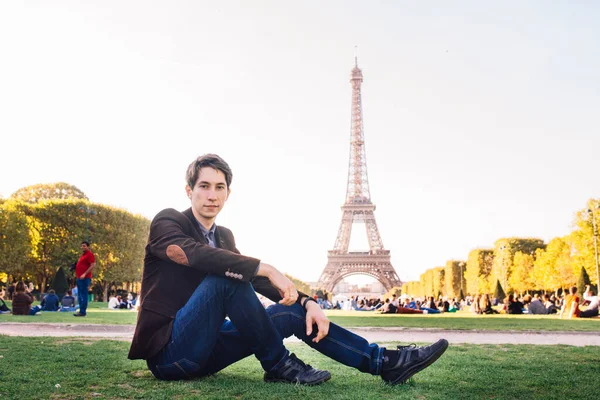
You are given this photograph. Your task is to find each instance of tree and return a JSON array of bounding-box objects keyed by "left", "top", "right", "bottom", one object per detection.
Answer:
[
  {"left": 444, "top": 260, "right": 464, "bottom": 299},
  {"left": 11, "top": 182, "right": 88, "bottom": 203},
  {"left": 465, "top": 249, "right": 494, "bottom": 295},
  {"left": 432, "top": 267, "right": 445, "bottom": 299},
  {"left": 23, "top": 200, "right": 88, "bottom": 293},
  {"left": 491, "top": 238, "right": 545, "bottom": 293},
  {"left": 50, "top": 266, "right": 70, "bottom": 296},
  {"left": 0, "top": 200, "right": 31, "bottom": 280},
  {"left": 493, "top": 280, "right": 506, "bottom": 301},
  {"left": 509, "top": 251, "right": 534, "bottom": 295},
  {"left": 577, "top": 266, "right": 591, "bottom": 295},
  {"left": 531, "top": 237, "right": 572, "bottom": 292},
  {"left": 570, "top": 200, "right": 600, "bottom": 288},
  {"left": 91, "top": 204, "right": 150, "bottom": 301}
]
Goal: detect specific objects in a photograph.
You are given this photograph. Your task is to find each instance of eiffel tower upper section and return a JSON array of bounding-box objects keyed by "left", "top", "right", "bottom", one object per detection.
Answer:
[
  {"left": 346, "top": 56, "right": 372, "bottom": 205},
  {"left": 318, "top": 57, "right": 401, "bottom": 292}
]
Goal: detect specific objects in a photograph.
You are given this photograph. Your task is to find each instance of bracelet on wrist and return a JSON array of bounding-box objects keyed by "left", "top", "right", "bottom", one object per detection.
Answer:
[{"left": 302, "top": 297, "right": 318, "bottom": 309}]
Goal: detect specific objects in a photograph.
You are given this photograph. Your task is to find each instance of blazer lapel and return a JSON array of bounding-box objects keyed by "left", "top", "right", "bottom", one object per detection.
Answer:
[{"left": 182, "top": 208, "right": 206, "bottom": 243}]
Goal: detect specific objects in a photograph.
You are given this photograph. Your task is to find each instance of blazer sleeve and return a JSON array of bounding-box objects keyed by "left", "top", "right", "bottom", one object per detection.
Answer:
[{"left": 147, "top": 209, "right": 260, "bottom": 282}]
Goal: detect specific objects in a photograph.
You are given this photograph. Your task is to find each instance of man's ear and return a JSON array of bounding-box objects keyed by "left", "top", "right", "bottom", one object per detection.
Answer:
[{"left": 185, "top": 185, "right": 192, "bottom": 199}]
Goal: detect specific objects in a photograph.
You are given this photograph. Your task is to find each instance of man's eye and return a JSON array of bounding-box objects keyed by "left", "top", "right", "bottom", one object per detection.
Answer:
[{"left": 199, "top": 185, "right": 209, "bottom": 189}]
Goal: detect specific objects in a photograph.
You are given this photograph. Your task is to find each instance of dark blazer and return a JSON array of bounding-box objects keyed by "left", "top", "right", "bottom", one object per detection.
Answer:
[{"left": 128, "top": 208, "right": 300, "bottom": 360}]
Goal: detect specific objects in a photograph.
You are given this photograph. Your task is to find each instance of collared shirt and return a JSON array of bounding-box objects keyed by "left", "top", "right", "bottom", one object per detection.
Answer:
[{"left": 198, "top": 222, "right": 217, "bottom": 248}]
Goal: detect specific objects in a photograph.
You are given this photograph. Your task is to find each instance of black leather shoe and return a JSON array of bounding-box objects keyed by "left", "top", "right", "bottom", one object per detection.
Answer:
[
  {"left": 73, "top": 312, "right": 86, "bottom": 317},
  {"left": 381, "top": 339, "right": 449, "bottom": 384},
  {"left": 264, "top": 353, "right": 331, "bottom": 386}
]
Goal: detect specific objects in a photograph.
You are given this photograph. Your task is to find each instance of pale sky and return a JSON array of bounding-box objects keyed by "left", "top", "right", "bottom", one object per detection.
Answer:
[{"left": 1, "top": 1, "right": 599, "bottom": 284}]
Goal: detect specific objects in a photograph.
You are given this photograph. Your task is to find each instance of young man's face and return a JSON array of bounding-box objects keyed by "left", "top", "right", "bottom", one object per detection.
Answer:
[
  {"left": 81, "top": 243, "right": 89, "bottom": 253},
  {"left": 186, "top": 167, "right": 230, "bottom": 228}
]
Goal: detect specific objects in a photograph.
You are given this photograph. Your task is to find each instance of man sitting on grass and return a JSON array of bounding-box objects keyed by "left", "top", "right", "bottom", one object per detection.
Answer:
[
  {"left": 580, "top": 285, "right": 599, "bottom": 318},
  {"left": 128, "top": 154, "right": 448, "bottom": 386}
]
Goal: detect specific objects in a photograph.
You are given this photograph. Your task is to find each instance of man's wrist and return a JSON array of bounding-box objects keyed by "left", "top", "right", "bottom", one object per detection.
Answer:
[{"left": 302, "top": 297, "right": 318, "bottom": 309}]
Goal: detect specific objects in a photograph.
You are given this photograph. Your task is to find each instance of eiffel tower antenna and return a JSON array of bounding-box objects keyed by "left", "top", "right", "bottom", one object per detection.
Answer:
[{"left": 317, "top": 56, "right": 402, "bottom": 293}]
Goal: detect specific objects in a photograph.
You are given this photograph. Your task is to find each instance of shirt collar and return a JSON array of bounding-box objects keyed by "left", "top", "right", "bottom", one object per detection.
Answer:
[{"left": 198, "top": 222, "right": 216, "bottom": 238}]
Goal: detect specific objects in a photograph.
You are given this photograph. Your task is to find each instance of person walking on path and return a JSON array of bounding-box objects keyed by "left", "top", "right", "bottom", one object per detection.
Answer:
[
  {"left": 74, "top": 241, "right": 96, "bottom": 317},
  {"left": 128, "top": 154, "right": 448, "bottom": 386}
]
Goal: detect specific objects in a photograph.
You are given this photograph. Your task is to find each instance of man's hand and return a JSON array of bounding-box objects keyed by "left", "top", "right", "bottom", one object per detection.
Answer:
[
  {"left": 79, "top": 274, "right": 86, "bottom": 279},
  {"left": 305, "top": 300, "right": 330, "bottom": 343},
  {"left": 257, "top": 263, "right": 298, "bottom": 305}
]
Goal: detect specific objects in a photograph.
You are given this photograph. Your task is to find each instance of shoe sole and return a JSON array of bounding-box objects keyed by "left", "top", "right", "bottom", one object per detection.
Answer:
[
  {"left": 264, "top": 373, "right": 331, "bottom": 386},
  {"left": 388, "top": 339, "right": 449, "bottom": 385}
]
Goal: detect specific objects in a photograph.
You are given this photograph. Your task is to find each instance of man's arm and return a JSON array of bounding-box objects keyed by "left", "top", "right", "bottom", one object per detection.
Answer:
[
  {"left": 80, "top": 262, "right": 96, "bottom": 279},
  {"left": 148, "top": 209, "right": 260, "bottom": 282},
  {"left": 255, "top": 262, "right": 298, "bottom": 305}
]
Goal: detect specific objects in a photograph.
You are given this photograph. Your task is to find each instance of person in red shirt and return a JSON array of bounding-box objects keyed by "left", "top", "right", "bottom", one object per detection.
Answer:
[{"left": 74, "top": 241, "right": 96, "bottom": 317}]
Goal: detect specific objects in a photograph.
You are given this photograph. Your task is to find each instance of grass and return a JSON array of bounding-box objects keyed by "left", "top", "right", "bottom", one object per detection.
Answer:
[
  {"left": 0, "top": 336, "right": 598, "bottom": 400},
  {"left": 2, "top": 302, "right": 599, "bottom": 332}
]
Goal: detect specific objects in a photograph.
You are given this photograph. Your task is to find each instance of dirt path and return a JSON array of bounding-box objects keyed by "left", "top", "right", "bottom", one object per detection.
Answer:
[{"left": 1, "top": 323, "right": 599, "bottom": 346}]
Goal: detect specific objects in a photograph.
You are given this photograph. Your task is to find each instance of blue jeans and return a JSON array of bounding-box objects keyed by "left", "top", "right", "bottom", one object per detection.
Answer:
[
  {"left": 76, "top": 278, "right": 91, "bottom": 315},
  {"left": 147, "top": 276, "right": 384, "bottom": 380}
]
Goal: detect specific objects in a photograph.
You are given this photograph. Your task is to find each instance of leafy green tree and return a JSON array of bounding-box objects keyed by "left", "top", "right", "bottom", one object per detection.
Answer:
[
  {"left": 465, "top": 249, "right": 493, "bottom": 295},
  {"left": 569, "top": 200, "right": 600, "bottom": 288},
  {"left": 0, "top": 200, "right": 31, "bottom": 280},
  {"left": 531, "top": 237, "right": 572, "bottom": 292},
  {"left": 491, "top": 238, "right": 545, "bottom": 294},
  {"left": 11, "top": 182, "right": 88, "bottom": 203},
  {"left": 444, "top": 260, "right": 465, "bottom": 299},
  {"left": 577, "top": 266, "right": 591, "bottom": 295},
  {"left": 91, "top": 204, "right": 150, "bottom": 301},
  {"left": 493, "top": 280, "right": 506, "bottom": 301},
  {"left": 23, "top": 200, "right": 89, "bottom": 292},
  {"left": 432, "top": 267, "right": 445, "bottom": 298},
  {"left": 421, "top": 269, "right": 434, "bottom": 297},
  {"left": 50, "top": 267, "right": 70, "bottom": 296},
  {"left": 509, "top": 251, "right": 534, "bottom": 295}
]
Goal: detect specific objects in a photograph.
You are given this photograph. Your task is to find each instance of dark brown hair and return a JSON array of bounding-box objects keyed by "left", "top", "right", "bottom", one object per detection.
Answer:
[
  {"left": 186, "top": 154, "right": 233, "bottom": 189},
  {"left": 15, "top": 281, "right": 26, "bottom": 292}
]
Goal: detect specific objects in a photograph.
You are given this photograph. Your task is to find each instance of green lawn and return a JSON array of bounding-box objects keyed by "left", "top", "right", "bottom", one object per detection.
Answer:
[
  {"left": 2, "top": 302, "right": 599, "bottom": 332},
  {"left": 0, "top": 336, "right": 598, "bottom": 400}
]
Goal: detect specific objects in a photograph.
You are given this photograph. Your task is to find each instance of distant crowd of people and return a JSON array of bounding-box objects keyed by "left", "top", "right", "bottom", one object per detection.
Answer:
[
  {"left": 0, "top": 281, "right": 79, "bottom": 315},
  {"left": 293, "top": 285, "right": 599, "bottom": 319},
  {"left": 0, "top": 280, "right": 138, "bottom": 316}
]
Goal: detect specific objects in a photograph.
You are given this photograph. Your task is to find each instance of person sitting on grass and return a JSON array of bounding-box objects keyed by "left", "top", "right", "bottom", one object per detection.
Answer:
[
  {"left": 108, "top": 295, "right": 120, "bottom": 309},
  {"left": 60, "top": 290, "right": 77, "bottom": 312},
  {"left": 40, "top": 289, "right": 60, "bottom": 312},
  {"left": 506, "top": 294, "right": 524, "bottom": 315},
  {"left": 128, "top": 153, "right": 448, "bottom": 386},
  {"left": 471, "top": 294, "right": 481, "bottom": 314},
  {"left": 12, "top": 281, "right": 34, "bottom": 316},
  {"left": 0, "top": 296, "right": 11, "bottom": 314},
  {"left": 522, "top": 294, "right": 547, "bottom": 315},
  {"left": 479, "top": 294, "right": 499, "bottom": 315},
  {"left": 579, "top": 285, "right": 599, "bottom": 318},
  {"left": 379, "top": 298, "right": 397, "bottom": 314},
  {"left": 560, "top": 286, "right": 580, "bottom": 319},
  {"left": 420, "top": 296, "right": 441, "bottom": 314}
]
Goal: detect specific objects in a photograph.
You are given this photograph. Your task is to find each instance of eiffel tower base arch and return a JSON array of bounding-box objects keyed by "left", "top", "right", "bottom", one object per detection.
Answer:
[{"left": 318, "top": 252, "right": 402, "bottom": 293}]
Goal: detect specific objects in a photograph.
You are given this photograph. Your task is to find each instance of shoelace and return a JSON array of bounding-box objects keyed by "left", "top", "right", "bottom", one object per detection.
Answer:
[
  {"left": 289, "top": 354, "right": 312, "bottom": 370},
  {"left": 396, "top": 343, "right": 417, "bottom": 351}
]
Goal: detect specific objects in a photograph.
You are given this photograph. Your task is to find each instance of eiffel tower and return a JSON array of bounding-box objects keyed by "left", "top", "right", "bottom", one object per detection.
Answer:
[{"left": 317, "top": 57, "right": 402, "bottom": 293}]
